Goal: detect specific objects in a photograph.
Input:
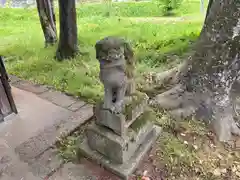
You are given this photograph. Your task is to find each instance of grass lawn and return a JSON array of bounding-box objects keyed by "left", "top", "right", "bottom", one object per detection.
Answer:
[
  {"left": 75, "top": 0, "right": 203, "bottom": 17},
  {"left": 0, "top": 0, "right": 204, "bottom": 103}
]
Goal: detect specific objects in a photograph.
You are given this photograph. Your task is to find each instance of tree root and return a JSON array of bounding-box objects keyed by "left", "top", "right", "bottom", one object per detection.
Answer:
[
  {"left": 142, "top": 62, "right": 188, "bottom": 98},
  {"left": 151, "top": 83, "right": 240, "bottom": 142},
  {"left": 150, "top": 61, "right": 187, "bottom": 87},
  {"left": 211, "top": 109, "right": 240, "bottom": 142},
  {"left": 231, "top": 120, "right": 240, "bottom": 136},
  {"left": 152, "top": 67, "right": 179, "bottom": 86}
]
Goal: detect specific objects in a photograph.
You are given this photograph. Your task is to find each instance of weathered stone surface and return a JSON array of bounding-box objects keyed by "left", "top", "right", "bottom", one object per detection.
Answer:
[
  {"left": 0, "top": 87, "right": 71, "bottom": 158},
  {"left": 67, "top": 100, "right": 86, "bottom": 111},
  {"left": 95, "top": 94, "right": 149, "bottom": 136},
  {"left": 129, "top": 108, "right": 157, "bottom": 139},
  {"left": 49, "top": 162, "right": 96, "bottom": 180},
  {"left": 64, "top": 104, "right": 93, "bottom": 132},
  {"left": 0, "top": 140, "right": 41, "bottom": 180},
  {"left": 39, "top": 90, "right": 76, "bottom": 107},
  {"left": 15, "top": 104, "right": 93, "bottom": 162},
  {"left": 86, "top": 121, "right": 155, "bottom": 164},
  {"left": 86, "top": 124, "right": 127, "bottom": 164},
  {"left": 28, "top": 148, "right": 63, "bottom": 178},
  {"left": 95, "top": 36, "right": 135, "bottom": 115},
  {"left": 0, "top": 81, "right": 94, "bottom": 179},
  {"left": 11, "top": 80, "right": 48, "bottom": 94},
  {"left": 129, "top": 122, "right": 154, "bottom": 144},
  {"left": 9, "top": 75, "right": 20, "bottom": 84},
  {"left": 15, "top": 125, "right": 63, "bottom": 163},
  {"left": 49, "top": 158, "right": 121, "bottom": 180},
  {"left": 124, "top": 93, "right": 149, "bottom": 127},
  {"left": 95, "top": 103, "right": 125, "bottom": 136},
  {"left": 79, "top": 125, "right": 161, "bottom": 180}
]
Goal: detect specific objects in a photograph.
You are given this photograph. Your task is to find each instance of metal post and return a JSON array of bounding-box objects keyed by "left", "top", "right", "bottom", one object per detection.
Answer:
[{"left": 200, "top": 0, "right": 204, "bottom": 14}]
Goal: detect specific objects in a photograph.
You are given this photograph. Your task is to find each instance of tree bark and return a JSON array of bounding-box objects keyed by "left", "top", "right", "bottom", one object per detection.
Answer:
[
  {"left": 55, "top": 0, "right": 79, "bottom": 60},
  {"left": 151, "top": 0, "right": 240, "bottom": 142},
  {"left": 36, "top": 0, "right": 57, "bottom": 47}
]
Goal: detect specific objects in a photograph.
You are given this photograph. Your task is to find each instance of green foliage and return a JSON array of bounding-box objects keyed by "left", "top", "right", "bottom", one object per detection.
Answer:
[
  {"left": 161, "top": 0, "right": 183, "bottom": 15},
  {"left": 56, "top": 135, "right": 79, "bottom": 163},
  {"left": 76, "top": 1, "right": 200, "bottom": 17},
  {"left": 153, "top": 0, "right": 183, "bottom": 16},
  {"left": 77, "top": 2, "right": 161, "bottom": 17}
]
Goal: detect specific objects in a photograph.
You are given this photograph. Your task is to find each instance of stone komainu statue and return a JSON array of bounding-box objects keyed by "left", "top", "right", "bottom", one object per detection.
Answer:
[{"left": 95, "top": 36, "right": 135, "bottom": 113}]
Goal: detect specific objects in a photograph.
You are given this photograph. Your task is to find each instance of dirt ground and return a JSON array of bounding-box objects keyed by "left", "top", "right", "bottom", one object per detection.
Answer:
[{"left": 129, "top": 113, "right": 240, "bottom": 180}]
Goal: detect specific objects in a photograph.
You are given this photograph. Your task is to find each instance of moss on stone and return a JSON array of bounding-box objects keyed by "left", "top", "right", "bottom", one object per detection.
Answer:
[
  {"left": 123, "top": 91, "right": 148, "bottom": 119},
  {"left": 130, "top": 107, "right": 156, "bottom": 132}
]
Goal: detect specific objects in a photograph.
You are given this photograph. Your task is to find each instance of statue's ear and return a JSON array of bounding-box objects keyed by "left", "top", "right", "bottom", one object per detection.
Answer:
[
  {"left": 123, "top": 42, "right": 134, "bottom": 64},
  {"left": 95, "top": 41, "right": 101, "bottom": 60}
]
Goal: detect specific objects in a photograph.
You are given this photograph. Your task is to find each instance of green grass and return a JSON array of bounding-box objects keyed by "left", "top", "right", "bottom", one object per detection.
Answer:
[
  {"left": 0, "top": 0, "right": 205, "bottom": 19},
  {"left": 0, "top": 1, "right": 204, "bottom": 103},
  {"left": 76, "top": 0, "right": 202, "bottom": 17}
]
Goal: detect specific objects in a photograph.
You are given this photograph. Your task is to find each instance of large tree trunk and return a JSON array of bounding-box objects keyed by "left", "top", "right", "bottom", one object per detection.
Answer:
[
  {"left": 36, "top": 0, "right": 57, "bottom": 47},
  {"left": 55, "top": 0, "right": 79, "bottom": 61},
  {"left": 151, "top": 0, "right": 240, "bottom": 142}
]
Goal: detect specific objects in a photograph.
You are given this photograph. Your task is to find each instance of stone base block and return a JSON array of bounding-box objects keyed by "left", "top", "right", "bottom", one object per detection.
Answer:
[
  {"left": 79, "top": 125, "right": 161, "bottom": 180},
  {"left": 95, "top": 104, "right": 125, "bottom": 136},
  {"left": 86, "top": 122, "right": 154, "bottom": 164},
  {"left": 95, "top": 92, "right": 149, "bottom": 136},
  {"left": 124, "top": 92, "right": 149, "bottom": 127}
]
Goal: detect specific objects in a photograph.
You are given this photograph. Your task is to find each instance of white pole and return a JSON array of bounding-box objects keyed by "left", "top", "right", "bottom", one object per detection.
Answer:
[{"left": 200, "top": 0, "right": 204, "bottom": 14}]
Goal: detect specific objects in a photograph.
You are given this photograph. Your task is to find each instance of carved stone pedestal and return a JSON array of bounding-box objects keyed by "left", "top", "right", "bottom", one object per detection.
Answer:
[{"left": 79, "top": 92, "right": 161, "bottom": 180}]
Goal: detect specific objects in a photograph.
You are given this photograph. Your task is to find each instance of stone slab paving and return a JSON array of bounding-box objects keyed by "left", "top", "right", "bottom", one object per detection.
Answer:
[
  {"left": 0, "top": 139, "right": 41, "bottom": 180},
  {"left": 0, "top": 87, "right": 72, "bottom": 149},
  {"left": 0, "top": 75, "right": 93, "bottom": 179},
  {"left": 39, "top": 90, "right": 77, "bottom": 108},
  {"left": 49, "top": 159, "right": 121, "bottom": 180},
  {"left": 12, "top": 79, "right": 48, "bottom": 94},
  {"left": 0, "top": 75, "right": 159, "bottom": 180},
  {"left": 27, "top": 148, "right": 63, "bottom": 179}
]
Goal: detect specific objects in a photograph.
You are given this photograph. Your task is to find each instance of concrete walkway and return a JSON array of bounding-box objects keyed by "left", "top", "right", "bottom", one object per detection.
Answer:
[
  {"left": 0, "top": 75, "right": 94, "bottom": 179},
  {"left": 0, "top": 76, "right": 143, "bottom": 180}
]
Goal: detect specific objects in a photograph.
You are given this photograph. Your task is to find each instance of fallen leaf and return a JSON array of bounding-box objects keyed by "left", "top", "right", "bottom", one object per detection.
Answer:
[
  {"left": 213, "top": 168, "right": 221, "bottom": 176},
  {"left": 232, "top": 166, "right": 237, "bottom": 172},
  {"left": 220, "top": 168, "right": 227, "bottom": 174},
  {"left": 180, "top": 133, "right": 186, "bottom": 136},
  {"left": 143, "top": 170, "right": 148, "bottom": 176},
  {"left": 217, "top": 154, "right": 223, "bottom": 160},
  {"left": 193, "top": 145, "right": 198, "bottom": 150}
]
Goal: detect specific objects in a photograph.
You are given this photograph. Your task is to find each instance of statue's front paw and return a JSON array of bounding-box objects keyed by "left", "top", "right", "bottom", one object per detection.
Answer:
[{"left": 110, "top": 106, "right": 121, "bottom": 114}]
